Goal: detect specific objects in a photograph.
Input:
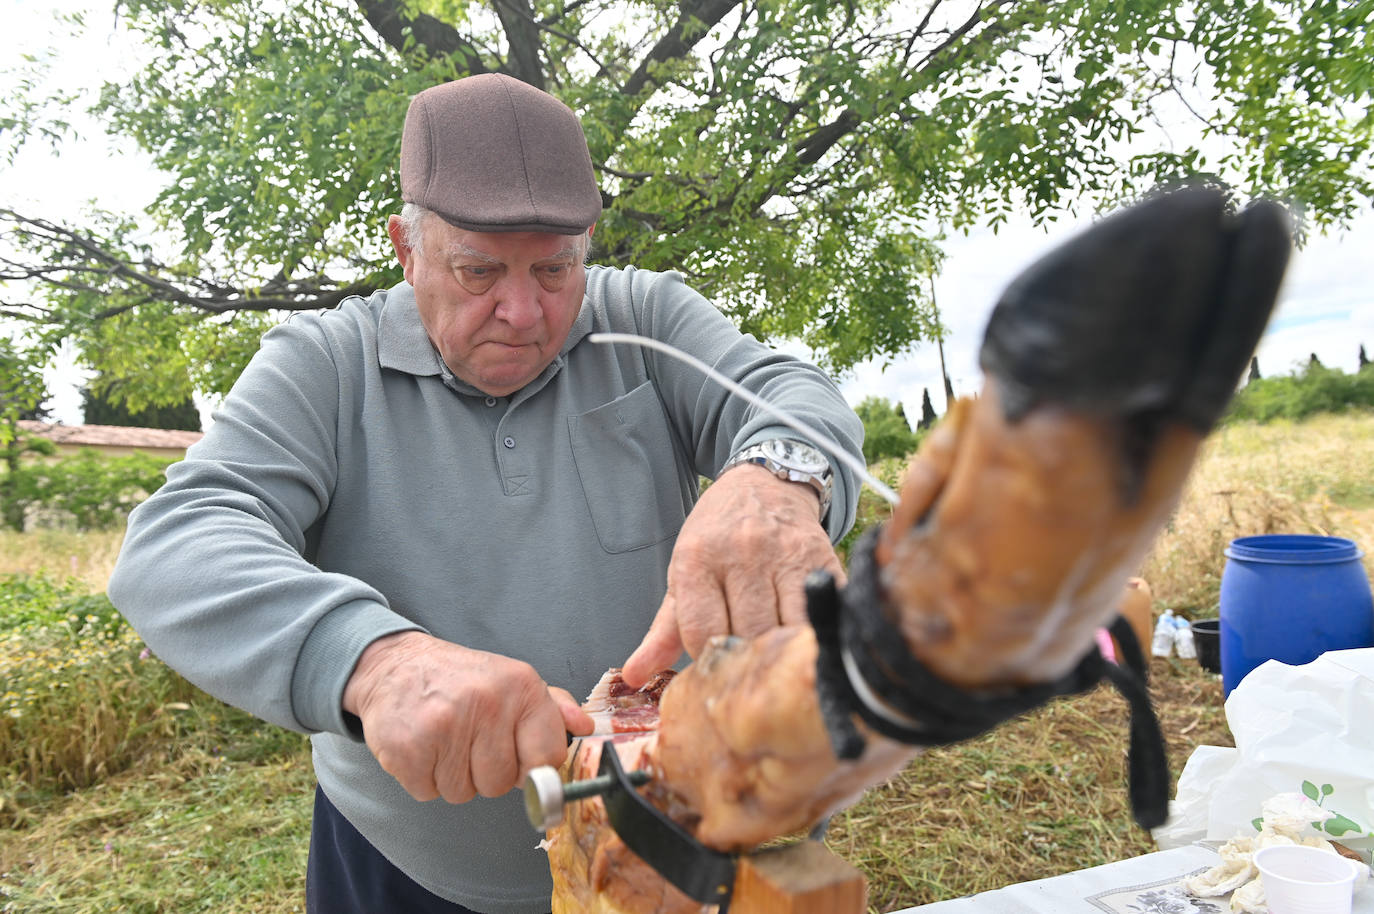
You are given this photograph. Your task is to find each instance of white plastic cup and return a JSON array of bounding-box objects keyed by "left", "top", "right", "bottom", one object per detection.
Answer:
[{"left": 1253, "top": 845, "right": 1363, "bottom": 914}]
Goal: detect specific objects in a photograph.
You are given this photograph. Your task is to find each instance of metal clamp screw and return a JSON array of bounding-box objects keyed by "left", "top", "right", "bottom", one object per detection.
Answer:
[{"left": 523, "top": 764, "right": 651, "bottom": 832}]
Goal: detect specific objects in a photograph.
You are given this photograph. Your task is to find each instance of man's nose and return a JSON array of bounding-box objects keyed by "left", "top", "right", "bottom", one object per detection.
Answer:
[{"left": 493, "top": 274, "right": 541, "bottom": 330}]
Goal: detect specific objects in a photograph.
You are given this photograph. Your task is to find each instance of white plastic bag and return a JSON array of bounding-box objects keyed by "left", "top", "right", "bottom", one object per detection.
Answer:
[
  {"left": 1154, "top": 647, "right": 1374, "bottom": 861},
  {"left": 1155, "top": 745, "right": 1238, "bottom": 849}
]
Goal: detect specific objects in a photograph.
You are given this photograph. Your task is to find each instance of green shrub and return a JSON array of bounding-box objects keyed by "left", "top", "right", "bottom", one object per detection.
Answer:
[
  {"left": 0, "top": 572, "right": 304, "bottom": 826},
  {"left": 0, "top": 572, "right": 87, "bottom": 630},
  {"left": 854, "top": 396, "right": 924, "bottom": 464},
  {"left": 839, "top": 454, "right": 909, "bottom": 560},
  {"left": 2, "top": 448, "right": 172, "bottom": 531},
  {"left": 1226, "top": 362, "right": 1374, "bottom": 423},
  {"left": 0, "top": 432, "right": 56, "bottom": 531},
  {"left": 0, "top": 574, "right": 195, "bottom": 816}
]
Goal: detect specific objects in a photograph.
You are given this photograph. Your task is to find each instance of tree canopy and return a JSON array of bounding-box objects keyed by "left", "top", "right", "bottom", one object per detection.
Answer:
[
  {"left": 853, "top": 395, "right": 919, "bottom": 463},
  {"left": 80, "top": 384, "right": 202, "bottom": 431},
  {"left": 0, "top": 337, "right": 50, "bottom": 442},
  {"left": 2, "top": 0, "right": 1371, "bottom": 409}
]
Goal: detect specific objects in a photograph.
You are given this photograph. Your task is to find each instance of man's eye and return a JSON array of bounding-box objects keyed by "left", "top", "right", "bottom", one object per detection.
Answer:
[
  {"left": 457, "top": 266, "right": 499, "bottom": 293},
  {"left": 537, "top": 264, "right": 572, "bottom": 290}
]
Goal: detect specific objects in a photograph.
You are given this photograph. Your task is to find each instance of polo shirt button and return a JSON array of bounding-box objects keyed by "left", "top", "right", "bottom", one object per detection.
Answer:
[
  {"left": 485, "top": 397, "right": 497, "bottom": 407},
  {"left": 503, "top": 436, "right": 515, "bottom": 448}
]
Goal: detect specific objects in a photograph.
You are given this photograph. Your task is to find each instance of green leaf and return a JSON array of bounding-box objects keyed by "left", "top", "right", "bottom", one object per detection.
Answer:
[
  {"left": 1323, "top": 814, "right": 1365, "bottom": 837},
  {"left": 1302, "top": 780, "right": 1321, "bottom": 802}
]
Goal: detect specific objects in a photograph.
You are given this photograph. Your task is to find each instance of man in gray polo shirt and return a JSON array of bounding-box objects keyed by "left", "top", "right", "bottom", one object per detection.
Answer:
[{"left": 109, "top": 73, "right": 865, "bottom": 914}]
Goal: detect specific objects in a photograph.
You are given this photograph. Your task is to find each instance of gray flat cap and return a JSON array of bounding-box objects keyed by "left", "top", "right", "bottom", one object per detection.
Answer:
[{"left": 401, "top": 74, "right": 603, "bottom": 234}]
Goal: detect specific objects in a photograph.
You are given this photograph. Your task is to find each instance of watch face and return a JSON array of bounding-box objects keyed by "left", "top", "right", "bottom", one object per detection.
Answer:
[{"left": 765, "top": 438, "right": 830, "bottom": 474}]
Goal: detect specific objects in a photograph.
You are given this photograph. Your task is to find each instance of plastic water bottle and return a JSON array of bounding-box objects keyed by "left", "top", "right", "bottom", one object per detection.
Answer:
[
  {"left": 1151, "top": 609, "right": 1176, "bottom": 658},
  {"left": 1174, "top": 621, "right": 1197, "bottom": 659}
]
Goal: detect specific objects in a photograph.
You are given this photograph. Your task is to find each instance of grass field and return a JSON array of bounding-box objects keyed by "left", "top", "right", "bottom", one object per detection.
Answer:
[{"left": 3, "top": 412, "right": 1373, "bottom": 913}]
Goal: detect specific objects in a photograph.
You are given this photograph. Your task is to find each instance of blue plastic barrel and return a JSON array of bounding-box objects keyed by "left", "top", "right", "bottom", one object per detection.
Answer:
[{"left": 1219, "top": 535, "right": 1374, "bottom": 695}]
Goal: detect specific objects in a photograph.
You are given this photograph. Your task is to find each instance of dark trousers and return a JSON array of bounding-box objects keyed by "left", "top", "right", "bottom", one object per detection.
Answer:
[{"left": 307, "top": 785, "right": 484, "bottom": 914}]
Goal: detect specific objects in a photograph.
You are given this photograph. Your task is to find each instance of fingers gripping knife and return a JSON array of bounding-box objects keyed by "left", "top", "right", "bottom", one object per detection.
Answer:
[{"left": 524, "top": 743, "right": 866, "bottom": 913}]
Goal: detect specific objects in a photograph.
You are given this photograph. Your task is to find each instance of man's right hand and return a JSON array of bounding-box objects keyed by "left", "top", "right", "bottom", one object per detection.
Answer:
[{"left": 341, "top": 631, "right": 594, "bottom": 804}]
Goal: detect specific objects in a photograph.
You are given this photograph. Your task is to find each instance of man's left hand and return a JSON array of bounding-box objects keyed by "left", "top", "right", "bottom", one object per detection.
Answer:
[{"left": 621, "top": 464, "right": 844, "bottom": 688}]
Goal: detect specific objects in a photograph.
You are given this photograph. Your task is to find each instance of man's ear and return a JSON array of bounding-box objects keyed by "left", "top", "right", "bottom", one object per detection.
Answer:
[{"left": 387, "top": 215, "right": 416, "bottom": 283}]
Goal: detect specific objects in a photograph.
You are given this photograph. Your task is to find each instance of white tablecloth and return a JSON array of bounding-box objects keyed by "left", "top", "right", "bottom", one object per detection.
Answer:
[{"left": 890, "top": 843, "right": 1374, "bottom": 913}]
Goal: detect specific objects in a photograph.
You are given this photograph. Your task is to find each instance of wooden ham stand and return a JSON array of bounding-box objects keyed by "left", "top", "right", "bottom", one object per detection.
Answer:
[{"left": 731, "top": 841, "right": 868, "bottom": 914}]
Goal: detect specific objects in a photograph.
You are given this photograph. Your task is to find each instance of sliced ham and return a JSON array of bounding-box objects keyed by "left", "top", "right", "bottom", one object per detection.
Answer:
[{"left": 545, "top": 669, "right": 712, "bottom": 914}]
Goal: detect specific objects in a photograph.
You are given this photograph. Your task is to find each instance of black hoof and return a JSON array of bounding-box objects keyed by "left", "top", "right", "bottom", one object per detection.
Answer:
[{"left": 979, "top": 186, "right": 1292, "bottom": 432}]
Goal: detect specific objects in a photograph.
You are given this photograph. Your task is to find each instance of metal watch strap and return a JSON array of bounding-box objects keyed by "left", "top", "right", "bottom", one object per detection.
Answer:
[{"left": 721, "top": 440, "right": 833, "bottom": 523}]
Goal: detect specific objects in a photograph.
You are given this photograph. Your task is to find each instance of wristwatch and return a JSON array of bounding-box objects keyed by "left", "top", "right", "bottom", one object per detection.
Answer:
[{"left": 721, "top": 438, "right": 833, "bottom": 523}]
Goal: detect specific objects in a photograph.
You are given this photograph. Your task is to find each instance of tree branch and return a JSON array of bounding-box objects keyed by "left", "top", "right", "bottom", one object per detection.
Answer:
[
  {"left": 1, "top": 209, "right": 375, "bottom": 323},
  {"left": 791, "top": 1, "right": 1019, "bottom": 169},
  {"left": 793, "top": 109, "right": 862, "bottom": 165},
  {"left": 914, "top": 0, "right": 1019, "bottom": 74},
  {"left": 491, "top": 0, "right": 547, "bottom": 88},
  {"left": 621, "top": 0, "right": 746, "bottom": 97},
  {"left": 536, "top": 20, "right": 615, "bottom": 80},
  {"left": 539, "top": 0, "right": 599, "bottom": 27},
  {"left": 354, "top": 0, "right": 491, "bottom": 73}
]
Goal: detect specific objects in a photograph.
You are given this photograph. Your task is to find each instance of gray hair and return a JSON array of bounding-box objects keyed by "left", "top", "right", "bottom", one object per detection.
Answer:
[
  {"left": 399, "top": 202, "right": 433, "bottom": 252},
  {"left": 398, "top": 202, "right": 591, "bottom": 262}
]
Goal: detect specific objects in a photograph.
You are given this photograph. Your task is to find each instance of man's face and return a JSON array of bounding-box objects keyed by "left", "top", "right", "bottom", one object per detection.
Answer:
[{"left": 388, "top": 214, "right": 587, "bottom": 397}]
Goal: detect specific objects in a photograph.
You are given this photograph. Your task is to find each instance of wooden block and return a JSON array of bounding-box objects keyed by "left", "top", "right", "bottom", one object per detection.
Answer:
[{"left": 731, "top": 841, "right": 867, "bottom": 914}]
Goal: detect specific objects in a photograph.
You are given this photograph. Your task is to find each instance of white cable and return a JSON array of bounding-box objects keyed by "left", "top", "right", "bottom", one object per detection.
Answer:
[{"left": 588, "top": 332, "right": 900, "bottom": 505}]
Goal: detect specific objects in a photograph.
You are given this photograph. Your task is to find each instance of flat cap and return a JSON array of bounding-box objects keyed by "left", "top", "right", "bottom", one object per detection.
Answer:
[{"left": 401, "top": 74, "right": 603, "bottom": 234}]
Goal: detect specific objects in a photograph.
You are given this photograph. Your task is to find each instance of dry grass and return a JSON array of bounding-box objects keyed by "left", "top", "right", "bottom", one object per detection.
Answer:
[
  {"left": 0, "top": 626, "right": 203, "bottom": 812},
  {"left": 1141, "top": 413, "right": 1374, "bottom": 614},
  {"left": 828, "top": 658, "right": 1231, "bottom": 911},
  {"left": 0, "top": 530, "right": 124, "bottom": 594},
  {"left": 0, "top": 742, "right": 312, "bottom": 913}
]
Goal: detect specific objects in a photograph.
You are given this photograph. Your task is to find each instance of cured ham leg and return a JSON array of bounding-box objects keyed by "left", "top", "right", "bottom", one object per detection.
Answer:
[
  {"left": 544, "top": 669, "right": 710, "bottom": 914},
  {"left": 545, "top": 188, "right": 1292, "bottom": 912},
  {"left": 546, "top": 663, "right": 900, "bottom": 913}
]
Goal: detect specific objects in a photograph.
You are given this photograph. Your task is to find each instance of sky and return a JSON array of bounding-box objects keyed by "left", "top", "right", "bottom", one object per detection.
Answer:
[{"left": 5, "top": 1, "right": 1372, "bottom": 427}]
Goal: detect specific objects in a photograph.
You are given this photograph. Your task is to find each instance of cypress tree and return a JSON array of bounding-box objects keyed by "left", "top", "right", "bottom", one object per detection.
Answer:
[{"left": 919, "top": 388, "right": 938, "bottom": 430}]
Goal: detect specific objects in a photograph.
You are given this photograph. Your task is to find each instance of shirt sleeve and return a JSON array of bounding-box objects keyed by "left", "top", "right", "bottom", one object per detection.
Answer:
[
  {"left": 107, "top": 313, "right": 422, "bottom": 737},
  {"left": 626, "top": 269, "right": 866, "bottom": 543}
]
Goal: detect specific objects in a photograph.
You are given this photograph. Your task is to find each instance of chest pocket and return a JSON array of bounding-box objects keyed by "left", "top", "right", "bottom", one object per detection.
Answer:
[{"left": 569, "top": 381, "right": 690, "bottom": 554}]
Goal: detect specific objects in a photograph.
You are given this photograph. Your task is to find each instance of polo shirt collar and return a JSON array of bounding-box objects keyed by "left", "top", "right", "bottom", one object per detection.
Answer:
[
  {"left": 377, "top": 282, "right": 444, "bottom": 377},
  {"left": 560, "top": 287, "right": 595, "bottom": 357}
]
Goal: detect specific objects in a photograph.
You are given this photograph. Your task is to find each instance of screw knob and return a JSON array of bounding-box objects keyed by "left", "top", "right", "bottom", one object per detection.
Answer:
[{"left": 522, "top": 765, "right": 653, "bottom": 832}]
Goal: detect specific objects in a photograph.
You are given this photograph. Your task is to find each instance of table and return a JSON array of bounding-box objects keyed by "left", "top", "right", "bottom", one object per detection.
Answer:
[{"left": 890, "top": 843, "right": 1374, "bottom": 913}]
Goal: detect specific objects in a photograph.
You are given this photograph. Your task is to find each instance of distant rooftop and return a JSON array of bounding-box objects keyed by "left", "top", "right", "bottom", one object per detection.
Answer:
[{"left": 18, "top": 420, "right": 203, "bottom": 451}]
